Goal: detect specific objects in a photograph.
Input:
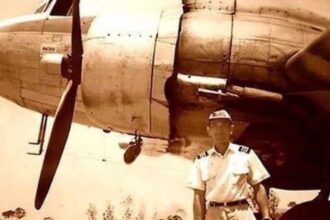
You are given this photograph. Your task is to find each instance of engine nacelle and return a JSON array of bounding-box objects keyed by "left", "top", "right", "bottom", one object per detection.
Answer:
[
  {"left": 82, "top": 11, "right": 182, "bottom": 138},
  {"left": 178, "top": 0, "right": 324, "bottom": 92}
]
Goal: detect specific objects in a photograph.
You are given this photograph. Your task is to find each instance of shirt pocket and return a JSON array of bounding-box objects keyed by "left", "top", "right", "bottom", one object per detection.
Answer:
[
  {"left": 201, "top": 163, "right": 216, "bottom": 182},
  {"left": 201, "top": 171, "right": 216, "bottom": 182},
  {"left": 202, "top": 170, "right": 216, "bottom": 190},
  {"left": 231, "top": 165, "right": 249, "bottom": 185}
]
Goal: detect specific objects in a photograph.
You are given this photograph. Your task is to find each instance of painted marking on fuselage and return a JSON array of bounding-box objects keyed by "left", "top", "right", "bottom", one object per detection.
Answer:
[
  {"left": 52, "top": 34, "right": 63, "bottom": 42},
  {"left": 40, "top": 43, "right": 57, "bottom": 55}
]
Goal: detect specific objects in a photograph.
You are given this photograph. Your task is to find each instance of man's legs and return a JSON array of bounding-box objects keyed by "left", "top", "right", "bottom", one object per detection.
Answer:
[
  {"left": 226, "top": 204, "right": 256, "bottom": 220},
  {"left": 206, "top": 204, "right": 256, "bottom": 220},
  {"left": 206, "top": 207, "right": 227, "bottom": 220}
]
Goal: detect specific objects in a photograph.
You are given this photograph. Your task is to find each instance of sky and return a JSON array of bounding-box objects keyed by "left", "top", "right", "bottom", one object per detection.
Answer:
[
  {"left": 0, "top": 0, "right": 326, "bottom": 219},
  {"left": 0, "top": 0, "right": 43, "bottom": 20}
]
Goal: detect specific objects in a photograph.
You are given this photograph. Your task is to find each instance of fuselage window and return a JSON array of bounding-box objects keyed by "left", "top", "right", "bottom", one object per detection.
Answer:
[{"left": 50, "top": 0, "right": 73, "bottom": 16}]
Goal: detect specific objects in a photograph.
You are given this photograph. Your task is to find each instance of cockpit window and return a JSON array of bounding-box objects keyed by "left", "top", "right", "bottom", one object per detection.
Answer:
[
  {"left": 44, "top": 0, "right": 54, "bottom": 12},
  {"left": 50, "top": 0, "right": 73, "bottom": 16},
  {"left": 67, "top": 5, "right": 73, "bottom": 16},
  {"left": 34, "top": 0, "right": 54, "bottom": 14},
  {"left": 34, "top": 4, "right": 46, "bottom": 14},
  {"left": 34, "top": 0, "right": 48, "bottom": 14}
]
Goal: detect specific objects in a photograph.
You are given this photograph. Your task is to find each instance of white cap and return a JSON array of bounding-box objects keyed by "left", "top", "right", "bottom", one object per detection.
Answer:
[{"left": 208, "top": 110, "right": 231, "bottom": 121}]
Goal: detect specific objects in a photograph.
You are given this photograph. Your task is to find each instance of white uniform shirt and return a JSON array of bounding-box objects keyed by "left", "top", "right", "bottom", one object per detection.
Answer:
[{"left": 187, "top": 143, "right": 270, "bottom": 202}]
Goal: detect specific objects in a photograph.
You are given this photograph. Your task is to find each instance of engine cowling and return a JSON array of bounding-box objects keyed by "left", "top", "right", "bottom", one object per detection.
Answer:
[{"left": 82, "top": 11, "right": 182, "bottom": 138}]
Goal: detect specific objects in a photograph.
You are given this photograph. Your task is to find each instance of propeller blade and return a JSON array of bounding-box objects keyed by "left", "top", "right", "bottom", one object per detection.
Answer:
[
  {"left": 35, "top": 81, "right": 78, "bottom": 209},
  {"left": 279, "top": 200, "right": 330, "bottom": 220},
  {"left": 72, "top": 0, "right": 83, "bottom": 84},
  {"left": 285, "top": 29, "right": 330, "bottom": 90},
  {"left": 35, "top": 0, "right": 83, "bottom": 209}
]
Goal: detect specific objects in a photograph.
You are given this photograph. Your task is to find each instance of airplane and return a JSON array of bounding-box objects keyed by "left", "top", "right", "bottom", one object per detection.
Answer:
[{"left": 0, "top": 0, "right": 329, "bottom": 218}]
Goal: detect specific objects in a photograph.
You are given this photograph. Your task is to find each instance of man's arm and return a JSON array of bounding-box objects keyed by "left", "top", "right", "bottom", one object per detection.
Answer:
[
  {"left": 252, "top": 183, "right": 271, "bottom": 219},
  {"left": 193, "top": 189, "right": 206, "bottom": 220}
]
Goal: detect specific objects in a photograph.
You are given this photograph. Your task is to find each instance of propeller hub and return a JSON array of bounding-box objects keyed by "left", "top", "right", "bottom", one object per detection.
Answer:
[{"left": 61, "top": 55, "right": 73, "bottom": 80}]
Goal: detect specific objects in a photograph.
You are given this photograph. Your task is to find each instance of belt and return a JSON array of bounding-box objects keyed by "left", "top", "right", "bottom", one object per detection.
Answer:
[{"left": 208, "top": 200, "right": 248, "bottom": 207}]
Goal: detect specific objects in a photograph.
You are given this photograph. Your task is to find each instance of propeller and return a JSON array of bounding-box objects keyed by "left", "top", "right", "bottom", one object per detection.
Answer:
[
  {"left": 35, "top": 0, "right": 83, "bottom": 209},
  {"left": 285, "top": 29, "right": 330, "bottom": 90},
  {"left": 279, "top": 200, "right": 330, "bottom": 220}
]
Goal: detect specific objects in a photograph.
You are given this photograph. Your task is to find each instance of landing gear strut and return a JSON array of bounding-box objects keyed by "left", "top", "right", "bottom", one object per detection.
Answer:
[{"left": 27, "top": 114, "right": 48, "bottom": 155}]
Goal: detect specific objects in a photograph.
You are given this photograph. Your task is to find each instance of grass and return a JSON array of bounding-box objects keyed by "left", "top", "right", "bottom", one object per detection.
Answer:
[{"left": 86, "top": 196, "right": 183, "bottom": 220}]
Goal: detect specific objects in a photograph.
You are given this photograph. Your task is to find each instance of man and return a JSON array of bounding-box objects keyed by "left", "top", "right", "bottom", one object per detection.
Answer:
[{"left": 187, "top": 110, "right": 271, "bottom": 220}]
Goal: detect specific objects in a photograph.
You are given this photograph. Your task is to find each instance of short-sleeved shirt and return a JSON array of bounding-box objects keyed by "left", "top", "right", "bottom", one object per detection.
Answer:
[{"left": 187, "top": 143, "right": 270, "bottom": 203}]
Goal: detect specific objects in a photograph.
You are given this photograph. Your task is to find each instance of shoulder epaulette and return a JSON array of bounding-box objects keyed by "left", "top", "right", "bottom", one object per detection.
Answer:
[
  {"left": 238, "top": 146, "right": 251, "bottom": 154},
  {"left": 197, "top": 151, "right": 209, "bottom": 159}
]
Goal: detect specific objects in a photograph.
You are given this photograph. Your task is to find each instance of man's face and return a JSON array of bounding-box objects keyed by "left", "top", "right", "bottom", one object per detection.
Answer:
[{"left": 207, "top": 119, "right": 232, "bottom": 142}]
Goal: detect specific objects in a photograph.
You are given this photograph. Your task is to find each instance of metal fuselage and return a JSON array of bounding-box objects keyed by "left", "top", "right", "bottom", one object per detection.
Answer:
[{"left": 0, "top": 0, "right": 329, "bottom": 170}]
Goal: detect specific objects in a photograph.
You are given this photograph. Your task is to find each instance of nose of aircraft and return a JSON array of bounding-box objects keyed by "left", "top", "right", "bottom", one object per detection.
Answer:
[{"left": 0, "top": 23, "right": 23, "bottom": 105}]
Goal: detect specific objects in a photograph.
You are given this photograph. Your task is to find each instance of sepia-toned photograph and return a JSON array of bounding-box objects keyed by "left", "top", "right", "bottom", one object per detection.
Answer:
[{"left": 0, "top": 0, "right": 329, "bottom": 219}]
